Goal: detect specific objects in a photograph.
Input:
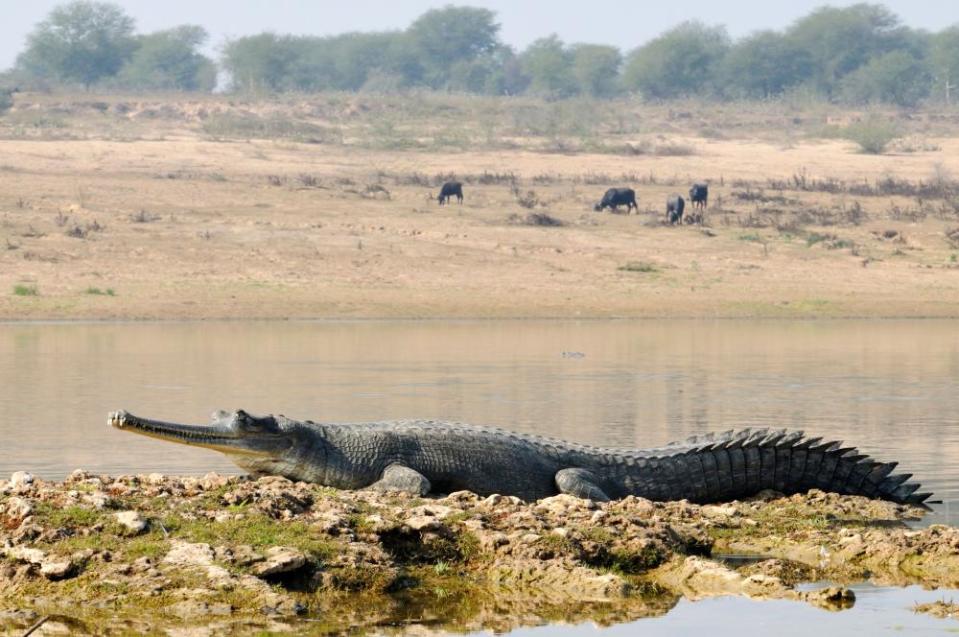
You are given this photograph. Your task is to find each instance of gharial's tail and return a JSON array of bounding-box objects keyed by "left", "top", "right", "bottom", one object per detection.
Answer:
[{"left": 630, "top": 428, "right": 932, "bottom": 506}]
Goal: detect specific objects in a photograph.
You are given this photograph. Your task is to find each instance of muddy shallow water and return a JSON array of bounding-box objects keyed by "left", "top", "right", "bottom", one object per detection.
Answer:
[
  {"left": 1, "top": 319, "right": 958, "bottom": 634},
  {"left": 508, "top": 584, "right": 959, "bottom": 636}
]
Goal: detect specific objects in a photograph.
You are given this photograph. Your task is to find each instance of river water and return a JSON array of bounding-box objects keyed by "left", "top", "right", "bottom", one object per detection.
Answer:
[{"left": 1, "top": 319, "right": 958, "bottom": 634}]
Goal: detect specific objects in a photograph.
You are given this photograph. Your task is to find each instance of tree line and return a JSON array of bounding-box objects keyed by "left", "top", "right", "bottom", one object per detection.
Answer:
[{"left": 5, "top": 1, "right": 959, "bottom": 106}]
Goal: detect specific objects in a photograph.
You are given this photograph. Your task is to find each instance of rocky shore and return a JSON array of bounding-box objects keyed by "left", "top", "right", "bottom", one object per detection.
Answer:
[{"left": 1, "top": 471, "right": 958, "bottom": 635}]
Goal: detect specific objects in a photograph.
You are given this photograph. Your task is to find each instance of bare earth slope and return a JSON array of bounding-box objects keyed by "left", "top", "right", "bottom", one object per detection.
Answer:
[{"left": 2, "top": 95, "right": 959, "bottom": 319}]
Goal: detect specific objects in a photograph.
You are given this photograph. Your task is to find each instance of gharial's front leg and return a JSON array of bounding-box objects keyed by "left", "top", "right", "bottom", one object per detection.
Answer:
[
  {"left": 555, "top": 468, "right": 611, "bottom": 502},
  {"left": 368, "top": 464, "right": 431, "bottom": 496}
]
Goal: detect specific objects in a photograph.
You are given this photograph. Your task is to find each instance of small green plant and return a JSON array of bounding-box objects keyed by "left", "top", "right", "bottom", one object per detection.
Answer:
[
  {"left": 842, "top": 116, "right": 899, "bottom": 155},
  {"left": 618, "top": 261, "right": 658, "bottom": 273},
  {"left": 13, "top": 284, "right": 38, "bottom": 296},
  {"left": 805, "top": 232, "right": 837, "bottom": 247},
  {"left": 738, "top": 233, "right": 762, "bottom": 242},
  {"left": 85, "top": 287, "right": 115, "bottom": 296},
  {"left": 826, "top": 239, "right": 855, "bottom": 250}
]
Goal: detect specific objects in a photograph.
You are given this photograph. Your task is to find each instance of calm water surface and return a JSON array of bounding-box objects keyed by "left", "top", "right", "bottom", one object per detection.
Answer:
[{"left": 1, "top": 319, "right": 958, "bottom": 634}]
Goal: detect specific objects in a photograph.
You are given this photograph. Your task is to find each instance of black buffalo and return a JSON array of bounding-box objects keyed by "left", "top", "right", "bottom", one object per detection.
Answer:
[
  {"left": 689, "top": 183, "right": 708, "bottom": 210},
  {"left": 666, "top": 194, "right": 685, "bottom": 225},
  {"left": 594, "top": 188, "right": 637, "bottom": 213},
  {"left": 438, "top": 181, "right": 463, "bottom": 205}
]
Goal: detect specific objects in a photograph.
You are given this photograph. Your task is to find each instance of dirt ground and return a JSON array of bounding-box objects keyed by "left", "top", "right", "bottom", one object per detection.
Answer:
[{"left": 2, "top": 94, "right": 959, "bottom": 320}]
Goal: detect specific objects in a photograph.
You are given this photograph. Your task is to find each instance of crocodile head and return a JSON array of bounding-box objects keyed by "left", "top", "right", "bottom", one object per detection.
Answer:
[{"left": 109, "top": 409, "right": 295, "bottom": 459}]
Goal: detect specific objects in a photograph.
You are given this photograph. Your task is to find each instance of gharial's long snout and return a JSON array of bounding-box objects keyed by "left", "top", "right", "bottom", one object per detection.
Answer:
[
  {"left": 110, "top": 409, "right": 241, "bottom": 451},
  {"left": 109, "top": 409, "right": 289, "bottom": 457}
]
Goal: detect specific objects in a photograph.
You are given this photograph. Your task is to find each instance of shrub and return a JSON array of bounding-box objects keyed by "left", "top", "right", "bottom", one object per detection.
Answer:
[
  {"left": 507, "top": 212, "right": 563, "bottom": 226},
  {"left": 0, "top": 89, "right": 13, "bottom": 115},
  {"left": 842, "top": 116, "right": 899, "bottom": 154},
  {"left": 618, "top": 261, "right": 658, "bottom": 273}
]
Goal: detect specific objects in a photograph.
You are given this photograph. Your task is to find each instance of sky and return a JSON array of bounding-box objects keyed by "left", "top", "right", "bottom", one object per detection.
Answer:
[{"left": 2, "top": 0, "right": 958, "bottom": 71}]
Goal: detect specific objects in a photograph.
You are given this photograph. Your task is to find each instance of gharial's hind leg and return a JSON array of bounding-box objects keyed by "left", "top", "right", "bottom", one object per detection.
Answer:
[
  {"left": 369, "top": 464, "right": 431, "bottom": 496},
  {"left": 555, "top": 468, "right": 611, "bottom": 502}
]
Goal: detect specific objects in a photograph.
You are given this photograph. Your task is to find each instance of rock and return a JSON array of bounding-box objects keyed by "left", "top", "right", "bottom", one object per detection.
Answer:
[
  {"left": 313, "top": 512, "right": 348, "bottom": 534},
  {"left": 40, "top": 559, "right": 76, "bottom": 580},
  {"left": 252, "top": 547, "right": 307, "bottom": 577},
  {"left": 66, "top": 469, "right": 90, "bottom": 483},
  {"left": 801, "top": 586, "right": 855, "bottom": 609},
  {"left": 404, "top": 515, "right": 445, "bottom": 533},
  {"left": 537, "top": 494, "right": 597, "bottom": 514},
  {"left": 3, "top": 496, "right": 33, "bottom": 522},
  {"left": 4, "top": 545, "right": 45, "bottom": 564},
  {"left": 146, "top": 473, "right": 166, "bottom": 485},
  {"left": 164, "top": 541, "right": 215, "bottom": 568},
  {"left": 701, "top": 505, "right": 738, "bottom": 519},
  {"left": 11, "top": 523, "right": 42, "bottom": 544},
  {"left": 590, "top": 510, "right": 608, "bottom": 524},
  {"left": 482, "top": 494, "right": 522, "bottom": 507},
  {"left": 10, "top": 472, "right": 33, "bottom": 487},
  {"left": 200, "top": 472, "right": 228, "bottom": 491},
  {"left": 85, "top": 491, "right": 114, "bottom": 510},
  {"left": 215, "top": 544, "right": 263, "bottom": 567},
  {"left": 443, "top": 490, "right": 480, "bottom": 503},
  {"left": 114, "top": 511, "right": 148, "bottom": 535},
  {"left": 616, "top": 495, "right": 656, "bottom": 517}
]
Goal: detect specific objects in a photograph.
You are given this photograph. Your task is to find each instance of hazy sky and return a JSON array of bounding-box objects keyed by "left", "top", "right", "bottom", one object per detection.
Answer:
[{"left": 2, "top": 1, "right": 958, "bottom": 70}]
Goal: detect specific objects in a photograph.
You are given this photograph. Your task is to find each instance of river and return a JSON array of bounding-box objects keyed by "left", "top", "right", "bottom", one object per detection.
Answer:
[{"left": 2, "top": 319, "right": 957, "bottom": 634}]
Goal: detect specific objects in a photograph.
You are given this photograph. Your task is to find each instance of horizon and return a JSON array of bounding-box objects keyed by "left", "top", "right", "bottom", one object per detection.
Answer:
[{"left": 2, "top": 0, "right": 958, "bottom": 72}]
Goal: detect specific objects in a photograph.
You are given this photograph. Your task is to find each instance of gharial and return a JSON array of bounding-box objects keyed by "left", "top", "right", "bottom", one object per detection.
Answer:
[{"left": 109, "top": 410, "right": 932, "bottom": 506}]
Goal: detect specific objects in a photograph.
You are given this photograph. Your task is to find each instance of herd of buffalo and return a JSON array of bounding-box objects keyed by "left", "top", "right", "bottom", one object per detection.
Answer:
[{"left": 436, "top": 180, "right": 708, "bottom": 225}]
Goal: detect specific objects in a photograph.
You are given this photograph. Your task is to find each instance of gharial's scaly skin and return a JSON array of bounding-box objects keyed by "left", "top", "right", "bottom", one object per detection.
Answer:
[{"left": 109, "top": 409, "right": 932, "bottom": 506}]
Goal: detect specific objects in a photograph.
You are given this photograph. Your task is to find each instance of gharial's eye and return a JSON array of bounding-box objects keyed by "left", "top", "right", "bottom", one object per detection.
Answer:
[
  {"left": 233, "top": 410, "right": 258, "bottom": 430},
  {"left": 232, "top": 410, "right": 277, "bottom": 432}
]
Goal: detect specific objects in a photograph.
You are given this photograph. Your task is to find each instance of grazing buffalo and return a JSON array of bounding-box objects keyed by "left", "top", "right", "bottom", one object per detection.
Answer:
[
  {"left": 594, "top": 188, "right": 637, "bottom": 213},
  {"left": 438, "top": 181, "right": 463, "bottom": 205},
  {"left": 666, "top": 194, "right": 685, "bottom": 225},
  {"left": 689, "top": 183, "right": 708, "bottom": 210}
]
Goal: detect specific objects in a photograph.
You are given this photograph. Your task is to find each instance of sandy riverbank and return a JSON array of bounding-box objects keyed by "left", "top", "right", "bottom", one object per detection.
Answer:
[{"left": 2, "top": 95, "right": 959, "bottom": 320}]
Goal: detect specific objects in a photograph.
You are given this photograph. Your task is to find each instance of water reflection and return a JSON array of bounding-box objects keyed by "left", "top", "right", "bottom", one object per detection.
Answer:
[{"left": 1, "top": 319, "right": 957, "bottom": 524}]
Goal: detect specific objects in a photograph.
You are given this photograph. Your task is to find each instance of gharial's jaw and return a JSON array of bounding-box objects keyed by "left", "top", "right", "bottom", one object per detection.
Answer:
[{"left": 109, "top": 410, "right": 287, "bottom": 456}]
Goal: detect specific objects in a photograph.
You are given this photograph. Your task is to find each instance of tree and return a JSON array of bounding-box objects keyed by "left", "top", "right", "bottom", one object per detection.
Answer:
[
  {"left": 118, "top": 26, "right": 215, "bottom": 91},
  {"left": 785, "top": 4, "right": 920, "bottom": 95},
  {"left": 329, "top": 32, "right": 403, "bottom": 90},
  {"left": 285, "top": 37, "right": 338, "bottom": 92},
  {"left": 451, "top": 45, "right": 528, "bottom": 95},
  {"left": 720, "top": 31, "right": 813, "bottom": 99},
  {"left": 931, "top": 27, "right": 959, "bottom": 103},
  {"left": 407, "top": 5, "right": 500, "bottom": 88},
  {"left": 839, "top": 50, "right": 931, "bottom": 106},
  {"left": 622, "top": 21, "right": 730, "bottom": 99},
  {"left": 222, "top": 33, "right": 302, "bottom": 92},
  {"left": 570, "top": 44, "right": 622, "bottom": 97},
  {"left": 17, "top": 1, "right": 136, "bottom": 88},
  {"left": 520, "top": 35, "right": 576, "bottom": 98}
]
